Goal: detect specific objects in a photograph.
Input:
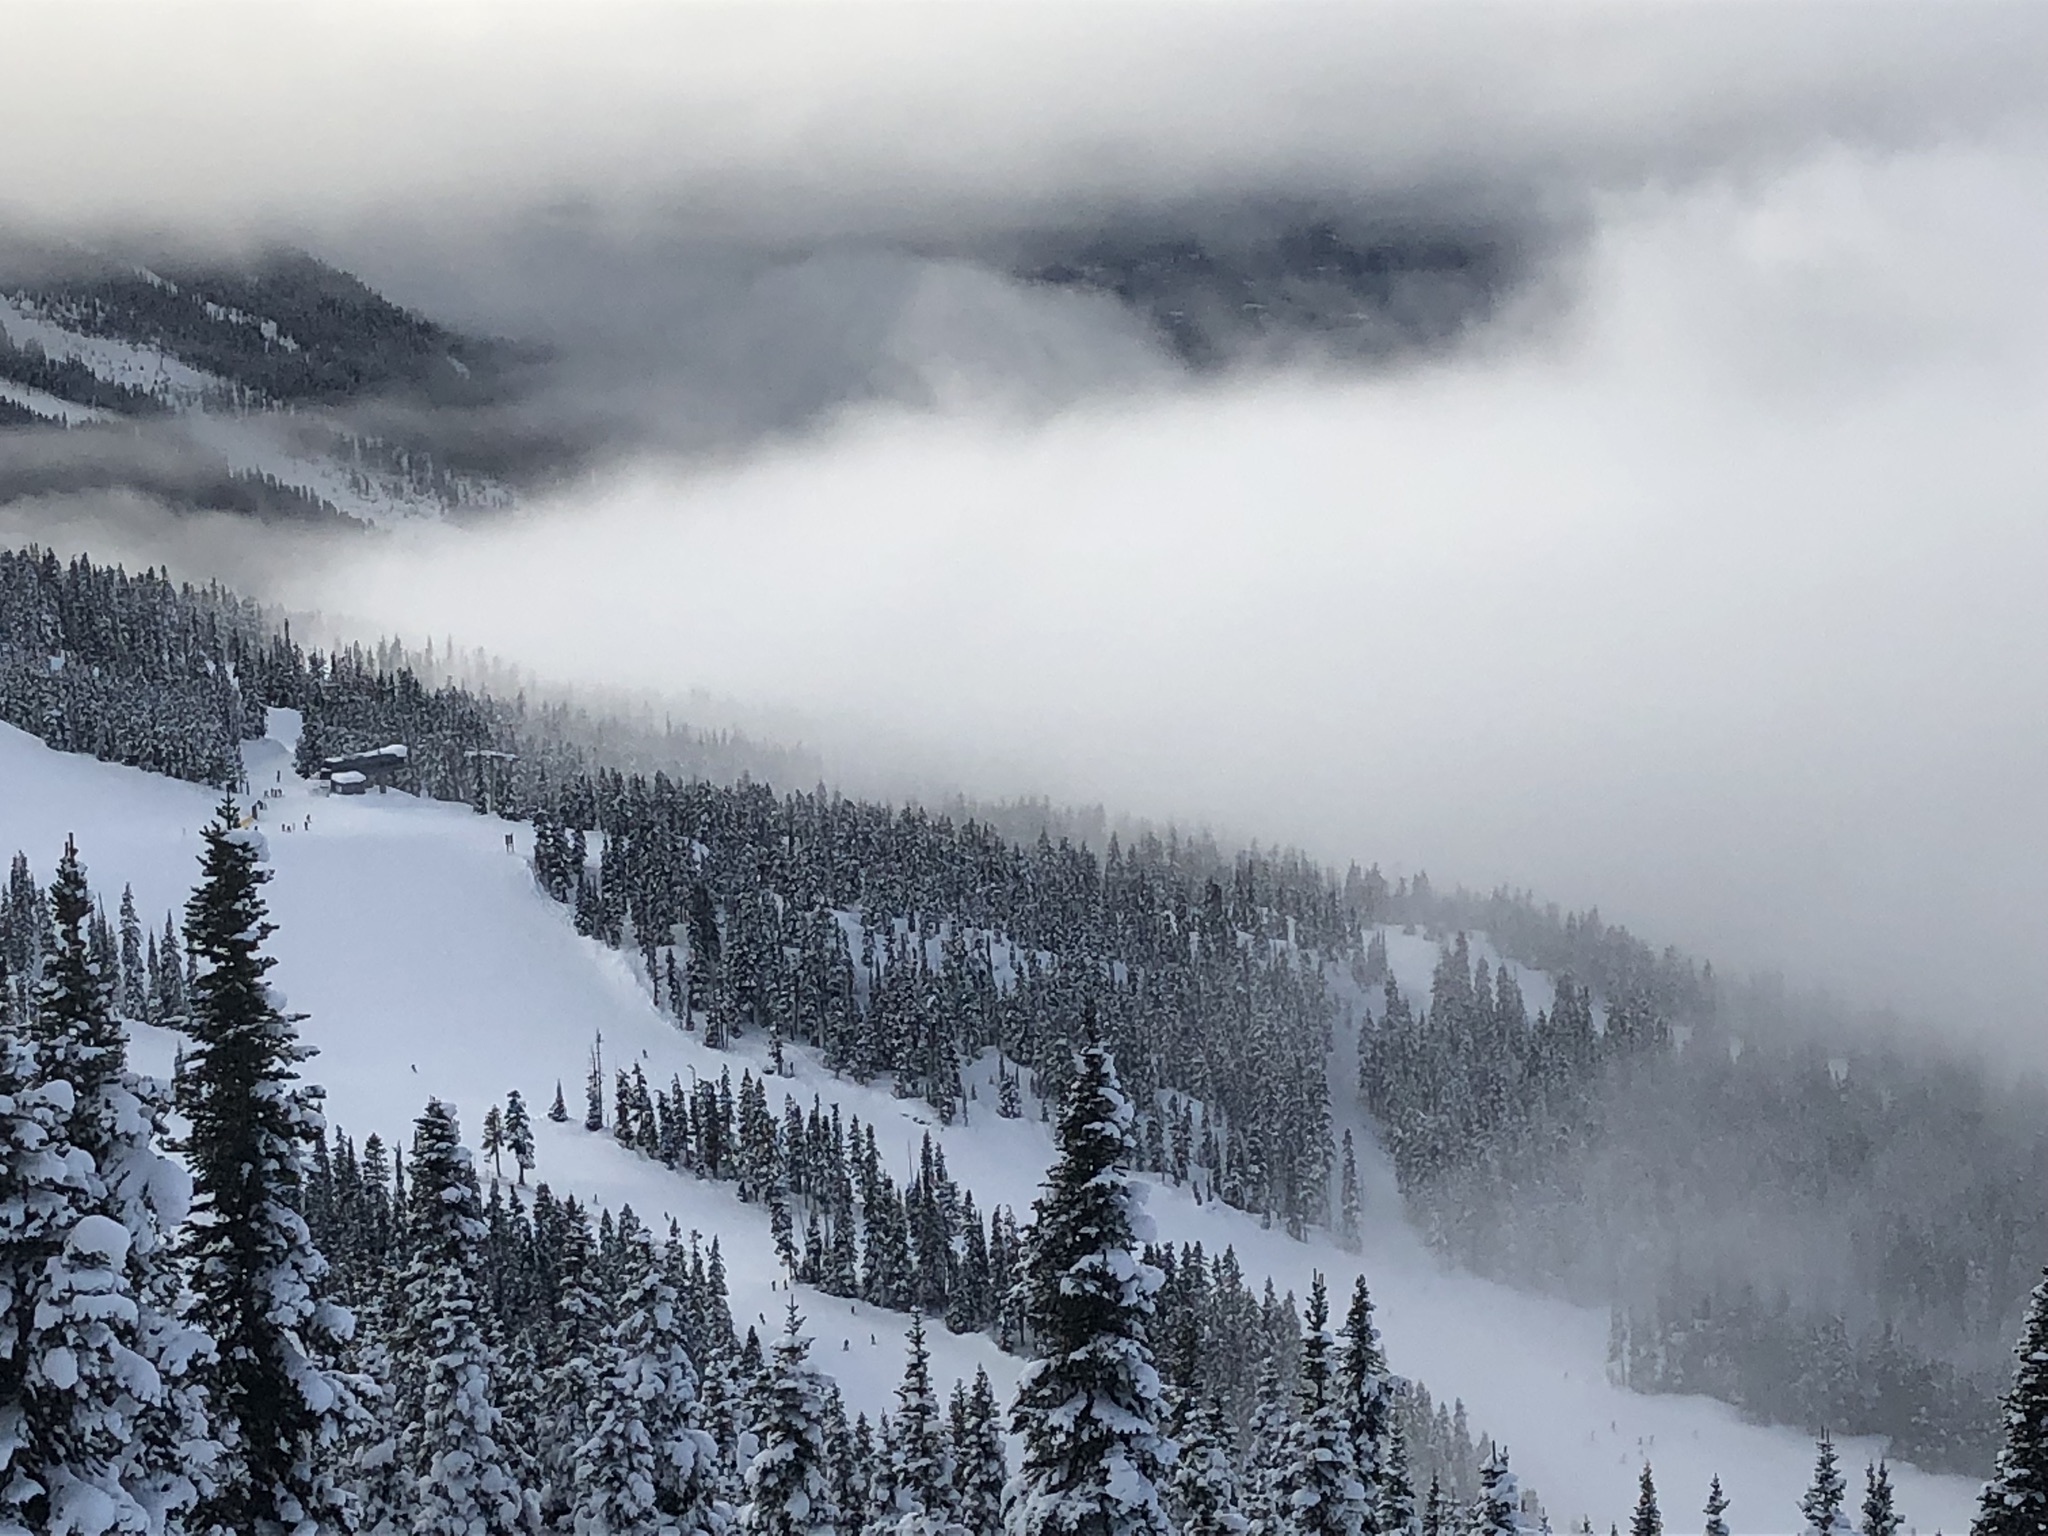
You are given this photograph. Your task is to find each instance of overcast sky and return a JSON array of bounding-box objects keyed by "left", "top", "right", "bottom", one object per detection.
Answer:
[{"left": 5, "top": 3, "right": 2045, "bottom": 1057}]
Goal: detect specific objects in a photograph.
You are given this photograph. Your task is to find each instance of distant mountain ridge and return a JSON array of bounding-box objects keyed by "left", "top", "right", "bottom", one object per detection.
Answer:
[
  {"left": 1018, "top": 211, "right": 1519, "bottom": 369},
  {"left": 0, "top": 241, "right": 549, "bottom": 526},
  {"left": 1, "top": 207, "right": 1532, "bottom": 529}
]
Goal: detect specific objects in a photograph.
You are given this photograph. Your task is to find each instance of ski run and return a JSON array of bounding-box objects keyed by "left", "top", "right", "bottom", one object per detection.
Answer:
[{"left": 0, "top": 712, "right": 2003, "bottom": 1533}]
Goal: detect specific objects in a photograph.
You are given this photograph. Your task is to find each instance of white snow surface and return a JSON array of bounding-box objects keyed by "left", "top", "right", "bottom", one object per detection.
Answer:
[
  {"left": 0, "top": 376, "right": 108, "bottom": 424},
  {"left": 0, "top": 713, "right": 1982, "bottom": 1535},
  {"left": 0, "top": 294, "right": 511, "bottom": 526},
  {"left": 0, "top": 294, "right": 223, "bottom": 402},
  {"left": 179, "top": 409, "right": 480, "bottom": 528}
]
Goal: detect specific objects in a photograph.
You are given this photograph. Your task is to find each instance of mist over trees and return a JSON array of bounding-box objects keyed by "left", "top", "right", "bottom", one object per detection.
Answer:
[
  {"left": 4, "top": 544, "right": 2048, "bottom": 1483},
  {"left": 1359, "top": 923, "right": 2035, "bottom": 1469},
  {"left": 0, "top": 243, "right": 521, "bottom": 407}
]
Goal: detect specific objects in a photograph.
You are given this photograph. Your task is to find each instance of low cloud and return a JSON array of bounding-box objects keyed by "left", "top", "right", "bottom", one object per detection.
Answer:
[
  {"left": 4, "top": 7, "right": 2044, "bottom": 1059},
  {"left": 3, "top": 4, "right": 2042, "bottom": 239},
  {"left": 236, "top": 138, "right": 2045, "bottom": 1058}
]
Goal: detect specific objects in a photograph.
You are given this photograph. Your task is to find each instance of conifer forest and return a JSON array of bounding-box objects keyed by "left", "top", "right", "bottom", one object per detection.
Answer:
[
  {"left": 3, "top": 9, "right": 2043, "bottom": 1533},
  {"left": 2, "top": 546, "right": 2046, "bottom": 1535}
]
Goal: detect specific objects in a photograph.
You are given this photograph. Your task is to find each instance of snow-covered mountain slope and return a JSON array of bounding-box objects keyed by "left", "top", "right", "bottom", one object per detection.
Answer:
[
  {"left": 0, "top": 376, "right": 106, "bottom": 425},
  {"left": 0, "top": 716, "right": 1984, "bottom": 1534},
  {"left": 0, "top": 293, "right": 223, "bottom": 403},
  {"left": 0, "top": 270, "right": 518, "bottom": 527}
]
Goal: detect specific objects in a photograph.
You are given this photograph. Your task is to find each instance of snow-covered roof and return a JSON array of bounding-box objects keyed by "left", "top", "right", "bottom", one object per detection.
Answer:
[{"left": 322, "top": 744, "right": 408, "bottom": 772}]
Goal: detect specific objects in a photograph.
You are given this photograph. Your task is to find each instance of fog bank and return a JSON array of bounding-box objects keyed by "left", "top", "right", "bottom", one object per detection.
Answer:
[
  {"left": 4, "top": 5, "right": 2044, "bottom": 1060},
  {"left": 234, "top": 140, "right": 2047, "bottom": 1057}
]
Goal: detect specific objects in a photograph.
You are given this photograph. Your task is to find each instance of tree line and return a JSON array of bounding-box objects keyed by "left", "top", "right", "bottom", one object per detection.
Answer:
[
  {"left": 4, "top": 247, "right": 515, "bottom": 407},
  {"left": 5, "top": 818, "right": 2048, "bottom": 1535},
  {"left": 1359, "top": 931, "right": 2029, "bottom": 1471},
  {"left": 6, "top": 542, "right": 2048, "bottom": 1478}
]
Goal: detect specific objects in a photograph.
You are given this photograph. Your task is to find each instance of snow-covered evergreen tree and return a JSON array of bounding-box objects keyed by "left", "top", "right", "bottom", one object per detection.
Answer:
[
  {"left": 5, "top": 838, "right": 146, "bottom": 1536},
  {"left": 738, "top": 1303, "right": 839, "bottom": 1536},
  {"left": 574, "top": 1224, "right": 724, "bottom": 1536},
  {"left": 504, "top": 1091, "right": 535, "bottom": 1184},
  {"left": 877, "top": 1316, "right": 953, "bottom": 1535},
  {"left": 1275, "top": 1274, "right": 1368, "bottom": 1536},
  {"left": 1472, "top": 1447, "right": 1527, "bottom": 1536},
  {"left": 950, "top": 1368, "right": 1005, "bottom": 1536},
  {"left": 1631, "top": 1465, "right": 1662, "bottom": 1536},
  {"left": 0, "top": 992, "right": 83, "bottom": 1536},
  {"left": 1379, "top": 1421, "right": 1419, "bottom": 1536},
  {"left": 3, "top": 838, "right": 216, "bottom": 1536},
  {"left": 33, "top": 840, "right": 123, "bottom": 1139},
  {"left": 1004, "top": 1040, "right": 1175, "bottom": 1536},
  {"left": 1974, "top": 1270, "right": 2048, "bottom": 1536},
  {"left": 115, "top": 888, "right": 145, "bottom": 1025},
  {"left": 1702, "top": 1476, "right": 1730, "bottom": 1536},
  {"left": 1243, "top": 1353, "right": 1293, "bottom": 1532},
  {"left": 1338, "top": 1133, "right": 1362, "bottom": 1254},
  {"left": 1420, "top": 1476, "right": 1446, "bottom": 1536},
  {"left": 540, "top": 1197, "right": 611, "bottom": 1526},
  {"left": 396, "top": 1098, "right": 527, "bottom": 1536},
  {"left": 480, "top": 1105, "right": 505, "bottom": 1182},
  {"left": 150, "top": 919, "right": 185, "bottom": 1031},
  {"left": 1338, "top": 1273, "right": 1389, "bottom": 1525},
  {"left": 1799, "top": 1435, "right": 1853, "bottom": 1536},
  {"left": 1860, "top": 1462, "right": 1899, "bottom": 1536},
  {"left": 178, "top": 800, "right": 364, "bottom": 1536},
  {"left": 822, "top": 1390, "right": 862, "bottom": 1536},
  {"left": 1966, "top": 1261, "right": 2048, "bottom": 1536},
  {"left": 1168, "top": 1393, "right": 1247, "bottom": 1536}
]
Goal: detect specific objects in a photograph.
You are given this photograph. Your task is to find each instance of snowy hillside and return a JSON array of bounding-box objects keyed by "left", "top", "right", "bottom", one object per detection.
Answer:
[
  {"left": 0, "top": 259, "right": 520, "bottom": 526},
  {"left": 0, "top": 293, "right": 223, "bottom": 404},
  {"left": 0, "top": 714, "right": 1986, "bottom": 1533}
]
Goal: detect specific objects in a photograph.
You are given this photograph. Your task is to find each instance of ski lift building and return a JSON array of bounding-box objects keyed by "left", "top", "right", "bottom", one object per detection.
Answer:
[{"left": 321, "top": 744, "right": 408, "bottom": 795}]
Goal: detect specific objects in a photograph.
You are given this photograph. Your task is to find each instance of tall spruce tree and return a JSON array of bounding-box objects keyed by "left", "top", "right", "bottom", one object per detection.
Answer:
[
  {"left": 504, "top": 1090, "right": 536, "bottom": 1184},
  {"left": 879, "top": 1316, "right": 952, "bottom": 1536},
  {"left": 1472, "top": 1447, "right": 1526, "bottom": 1536},
  {"left": 540, "top": 1198, "right": 611, "bottom": 1526},
  {"left": 27, "top": 838, "right": 216, "bottom": 1536},
  {"left": 396, "top": 1099, "right": 527, "bottom": 1536},
  {"left": 1005, "top": 1040, "right": 1175, "bottom": 1536},
  {"left": 739, "top": 1302, "right": 838, "bottom": 1536},
  {"left": 1338, "top": 1133, "right": 1362, "bottom": 1254},
  {"left": 1702, "top": 1477, "right": 1730, "bottom": 1536},
  {"left": 116, "top": 887, "right": 145, "bottom": 1025},
  {"left": 1799, "top": 1435, "right": 1853, "bottom": 1536},
  {"left": 952, "top": 1368, "right": 1007, "bottom": 1536},
  {"left": 574, "top": 1226, "right": 724, "bottom": 1536},
  {"left": 1339, "top": 1273, "right": 1390, "bottom": 1528},
  {"left": 1860, "top": 1463, "right": 1899, "bottom": 1536},
  {"left": 1379, "top": 1421, "right": 1419, "bottom": 1536},
  {"left": 1420, "top": 1476, "right": 1446, "bottom": 1536},
  {"left": 6, "top": 836, "right": 151, "bottom": 1535},
  {"left": 33, "top": 840, "right": 124, "bottom": 1127},
  {"left": 1277, "top": 1273, "right": 1368, "bottom": 1536},
  {"left": 0, "top": 950, "right": 101, "bottom": 1536},
  {"left": 1632, "top": 1465, "right": 1662, "bottom": 1536},
  {"left": 1167, "top": 1392, "right": 1247, "bottom": 1536},
  {"left": 481, "top": 1105, "right": 505, "bottom": 1182},
  {"left": 1243, "top": 1353, "right": 1293, "bottom": 1531},
  {"left": 178, "top": 799, "right": 363, "bottom": 1535},
  {"left": 1973, "top": 1268, "right": 2048, "bottom": 1536}
]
